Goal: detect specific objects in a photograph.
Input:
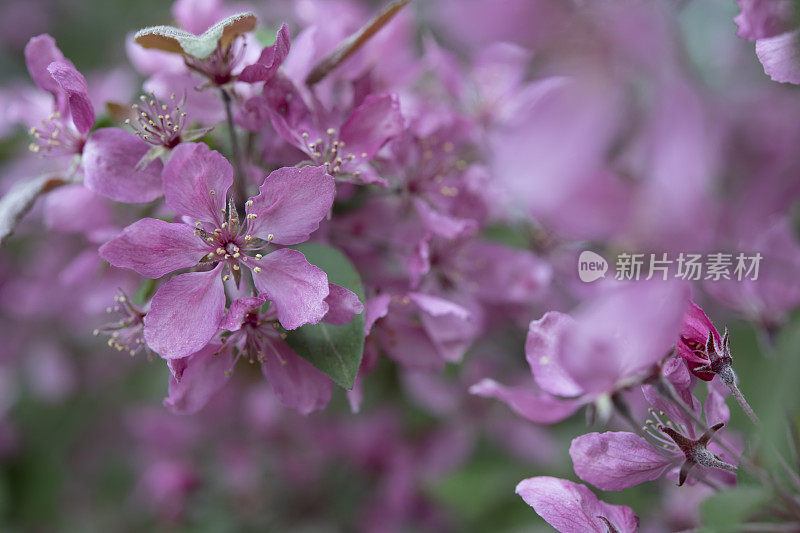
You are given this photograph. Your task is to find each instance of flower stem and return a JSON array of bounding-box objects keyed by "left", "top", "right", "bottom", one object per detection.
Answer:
[
  {"left": 730, "top": 382, "right": 761, "bottom": 425},
  {"left": 220, "top": 88, "right": 247, "bottom": 208}
]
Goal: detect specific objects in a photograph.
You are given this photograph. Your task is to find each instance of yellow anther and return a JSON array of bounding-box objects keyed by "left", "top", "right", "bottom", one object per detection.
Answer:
[{"left": 253, "top": 267, "right": 262, "bottom": 273}]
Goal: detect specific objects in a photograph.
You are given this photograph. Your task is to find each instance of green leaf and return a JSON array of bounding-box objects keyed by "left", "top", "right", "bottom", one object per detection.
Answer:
[
  {"left": 284, "top": 243, "right": 365, "bottom": 389},
  {"left": 700, "top": 485, "right": 769, "bottom": 530}
]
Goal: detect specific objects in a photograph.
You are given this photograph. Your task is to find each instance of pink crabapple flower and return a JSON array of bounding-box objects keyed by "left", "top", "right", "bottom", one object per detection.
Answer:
[
  {"left": 164, "top": 285, "right": 362, "bottom": 415},
  {"left": 569, "top": 377, "right": 739, "bottom": 491},
  {"left": 23, "top": 34, "right": 165, "bottom": 203},
  {"left": 262, "top": 73, "right": 405, "bottom": 185},
  {"left": 100, "top": 142, "right": 335, "bottom": 359},
  {"left": 471, "top": 281, "right": 690, "bottom": 424},
  {"left": 24, "top": 34, "right": 94, "bottom": 156},
  {"left": 516, "top": 476, "right": 639, "bottom": 533}
]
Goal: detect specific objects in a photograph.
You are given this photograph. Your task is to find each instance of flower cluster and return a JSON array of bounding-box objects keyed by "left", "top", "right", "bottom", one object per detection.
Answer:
[{"left": 2, "top": 0, "right": 800, "bottom": 531}]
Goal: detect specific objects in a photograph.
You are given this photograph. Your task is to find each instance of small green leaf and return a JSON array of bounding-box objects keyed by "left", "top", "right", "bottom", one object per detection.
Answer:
[
  {"left": 284, "top": 243, "right": 365, "bottom": 389},
  {"left": 700, "top": 485, "right": 769, "bottom": 529},
  {"left": 134, "top": 12, "right": 256, "bottom": 59}
]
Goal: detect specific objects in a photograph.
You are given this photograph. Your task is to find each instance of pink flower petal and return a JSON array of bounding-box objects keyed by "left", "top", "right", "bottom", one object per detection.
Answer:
[
  {"left": 47, "top": 60, "right": 94, "bottom": 134},
  {"left": 83, "top": 128, "right": 164, "bottom": 203},
  {"left": 469, "top": 378, "right": 580, "bottom": 424},
  {"left": 245, "top": 165, "right": 334, "bottom": 244},
  {"left": 323, "top": 283, "right": 363, "bottom": 325},
  {"left": 261, "top": 338, "right": 332, "bottom": 414},
  {"left": 24, "top": 34, "right": 66, "bottom": 95},
  {"left": 570, "top": 432, "right": 672, "bottom": 491},
  {"left": 239, "top": 23, "right": 291, "bottom": 83},
  {"left": 756, "top": 30, "right": 800, "bottom": 85},
  {"left": 339, "top": 93, "right": 404, "bottom": 161},
  {"left": 163, "top": 143, "right": 232, "bottom": 224},
  {"left": 516, "top": 476, "right": 639, "bottom": 533},
  {"left": 526, "top": 312, "right": 583, "bottom": 398},
  {"left": 164, "top": 344, "right": 233, "bottom": 414},
  {"left": 144, "top": 265, "right": 225, "bottom": 358},
  {"left": 251, "top": 248, "right": 329, "bottom": 330},
  {"left": 99, "top": 218, "right": 209, "bottom": 278}
]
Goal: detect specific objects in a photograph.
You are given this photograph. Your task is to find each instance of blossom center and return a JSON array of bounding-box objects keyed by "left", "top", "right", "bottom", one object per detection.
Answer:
[{"left": 126, "top": 92, "right": 187, "bottom": 148}]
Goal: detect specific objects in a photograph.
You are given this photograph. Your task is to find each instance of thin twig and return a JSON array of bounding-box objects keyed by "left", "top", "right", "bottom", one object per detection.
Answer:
[{"left": 220, "top": 88, "right": 247, "bottom": 207}]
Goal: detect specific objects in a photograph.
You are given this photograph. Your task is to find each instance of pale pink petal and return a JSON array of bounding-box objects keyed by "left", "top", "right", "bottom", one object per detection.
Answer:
[
  {"left": 99, "top": 218, "right": 209, "bottom": 278},
  {"left": 323, "top": 283, "right": 363, "bottom": 325},
  {"left": 756, "top": 30, "right": 800, "bottom": 85},
  {"left": 83, "top": 128, "right": 164, "bottom": 203},
  {"left": 162, "top": 142, "right": 232, "bottom": 224},
  {"left": 144, "top": 265, "right": 225, "bottom": 358},
  {"left": 24, "top": 34, "right": 66, "bottom": 95},
  {"left": 43, "top": 184, "right": 111, "bottom": 234},
  {"left": 251, "top": 248, "right": 329, "bottom": 330},
  {"left": 469, "top": 378, "right": 580, "bottom": 424},
  {"left": 261, "top": 338, "right": 332, "bottom": 414},
  {"left": 239, "top": 23, "right": 291, "bottom": 83},
  {"left": 245, "top": 165, "right": 334, "bottom": 244},
  {"left": 339, "top": 93, "right": 404, "bottom": 161},
  {"left": 164, "top": 344, "right": 233, "bottom": 414},
  {"left": 47, "top": 61, "right": 94, "bottom": 133},
  {"left": 570, "top": 432, "right": 673, "bottom": 491},
  {"left": 516, "top": 476, "right": 639, "bottom": 533},
  {"left": 220, "top": 295, "right": 267, "bottom": 331},
  {"left": 526, "top": 312, "right": 583, "bottom": 398}
]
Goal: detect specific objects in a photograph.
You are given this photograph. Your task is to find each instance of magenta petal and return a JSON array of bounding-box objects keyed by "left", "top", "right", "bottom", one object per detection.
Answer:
[
  {"left": 570, "top": 432, "right": 672, "bottom": 491},
  {"left": 47, "top": 61, "right": 94, "bottom": 134},
  {"left": 245, "top": 165, "right": 334, "bottom": 244},
  {"left": 734, "top": 0, "right": 796, "bottom": 40},
  {"left": 756, "top": 30, "right": 800, "bottom": 84},
  {"left": 163, "top": 143, "right": 232, "bottom": 224},
  {"left": 220, "top": 295, "right": 267, "bottom": 331},
  {"left": 516, "top": 477, "right": 639, "bottom": 533},
  {"left": 526, "top": 312, "right": 583, "bottom": 398},
  {"left": 339, "top": 93, "right": 404, "bottom": 161},
  {"left": 239, "top": 23, "right": 291, "bottom": 83},
  {"left": 364, "top": 294, "right": 392, "bottom": 334},
  {"left": 407, "top": 292, "right": 470, "bottom": 319},
  {"left": 144, "top": 265, "right": 225, "bottom": 359},
  {"left": 323, "top": 284, "right": 363, "bottom": 325},
  {"left": 251, "top": 249, "right": 329, "bottom": 330},
  {"left": 99, "top": 218, "right": 209, "bottom": 278},
  {"left": 163, "top": 344, "right": 233, "bottom": 415},
  {"left": 261, "top": 338, "right": 332, "bottom": 414},
  {"left": 43, "top": 184, "right": 111, "bottom": 234},
  {"left": 83, "top": 128, "right": 164, "bottom": 203},
  {"left": 469, "top": 378, "right": 580, "bottom": 424},
  {"left": 24, "top": 34, "right": 67, "bottom": 95},
  {"left": 413, "top": 199, "right": 477, "bottom": 239}
]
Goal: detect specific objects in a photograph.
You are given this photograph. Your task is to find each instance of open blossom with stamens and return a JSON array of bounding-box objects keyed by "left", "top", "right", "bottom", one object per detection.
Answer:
[
  {"left": 263, "top": 77, "right": 404, "bottom": 184},
  {"left": 99, "top": 142, "right": 335, "bottom": 359},
  {"left": 570, "top": 360, "right": 739, "bottom": 491},
  {"left": 127, "top": 92, "right": 189, "bottom": 149},
  {"left": 94, "top": 290, "right": 152, "bottom": 359},
  {"left": 164, "top": 288, "right": 361, "bottom": 415},
  {"left": 24, "top": 34, "right": 94, "bottom": 157},
  {"left": 22, "top": 34, "right": 166, "bottom": 203}
]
